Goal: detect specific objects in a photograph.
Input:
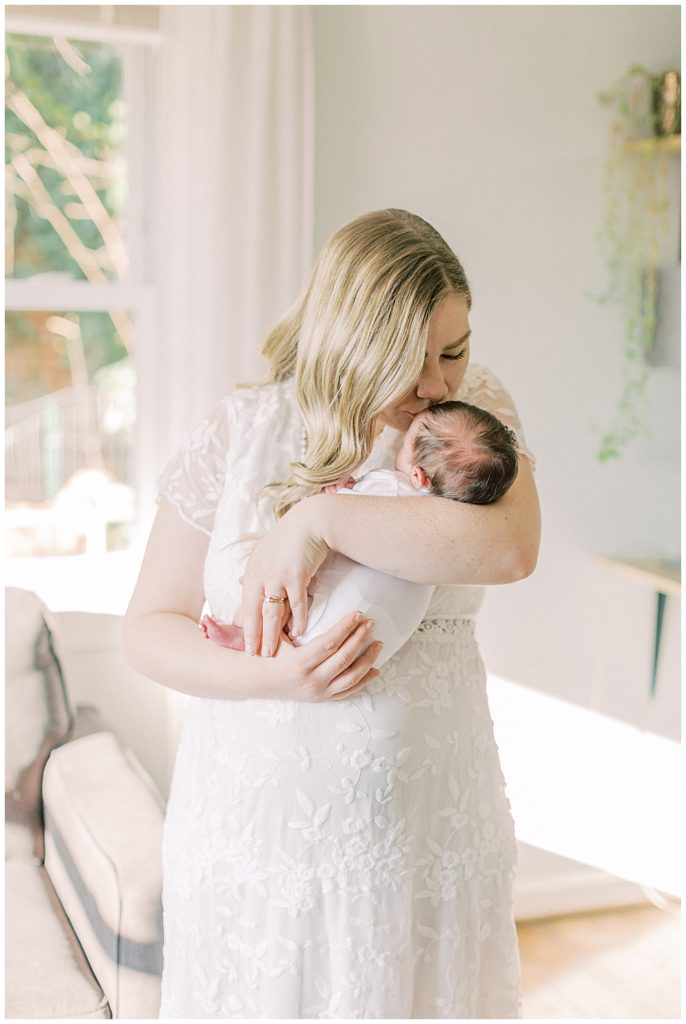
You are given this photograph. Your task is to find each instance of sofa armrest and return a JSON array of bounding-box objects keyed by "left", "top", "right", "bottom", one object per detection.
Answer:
[{"left": 42, "top": 731, "right": 165, "bottom": 1020}]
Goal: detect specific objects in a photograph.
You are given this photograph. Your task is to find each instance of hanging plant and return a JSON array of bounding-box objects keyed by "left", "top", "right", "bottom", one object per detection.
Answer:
[{"left": 592, "top": 64, "right": 679, "bottom": 461}]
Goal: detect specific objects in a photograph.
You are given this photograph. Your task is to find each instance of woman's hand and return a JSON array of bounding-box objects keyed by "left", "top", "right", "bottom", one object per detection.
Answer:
[
  {"left": 240, "top": 499, "right": 329, "bottom": 657},
  {"left": 260, "top": 610, "right": 383, "bottom": 702}
]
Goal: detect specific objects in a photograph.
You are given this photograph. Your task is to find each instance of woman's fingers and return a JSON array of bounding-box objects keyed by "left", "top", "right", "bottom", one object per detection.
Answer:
[
  {"left": 325, "top": 638, "right": 383, "bottom": 695},
  {"left": 260, "top": 587, "right": 290, "bottom": 657},
  {"left": 299, "top": 612, "right": 379, "bottom": 681},
  {"left": 242, "top": 585, "right": 264, "bottom": 657},
  {"left": 329, "top": 667, "right": 381, "bottom": 701},
  {"left": 296, "top": 610, "right": 363, "bottom": 670},
  {"left": 242, "top": 584, "right": 292, "bottom": 658},
  {"left": 285, "top": 583, "right": 310, "bottom": 639},
  {"left": 239, "top": 505, "right": 330, "bottom": 657}
]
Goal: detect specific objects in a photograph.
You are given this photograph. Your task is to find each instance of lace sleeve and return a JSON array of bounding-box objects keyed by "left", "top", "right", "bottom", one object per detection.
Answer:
[
  {"left": 459, "top": 364, "right": 536, "bottom": 472},
  {"left": 155, "top": 397, "right": 233, "bottom": 536}
]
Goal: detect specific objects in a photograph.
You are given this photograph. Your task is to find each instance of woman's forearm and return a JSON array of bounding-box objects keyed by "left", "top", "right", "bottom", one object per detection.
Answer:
[
  {"left": 301, "top": 467, "right": 540, "bottom": 586},
  {"left": 122, "top": 611, "right": 276, "bottom": 700}
]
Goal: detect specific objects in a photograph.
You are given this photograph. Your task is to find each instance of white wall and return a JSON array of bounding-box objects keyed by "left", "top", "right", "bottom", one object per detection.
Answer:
[{"left": 313, "top": 4, "right": 681, "bottom": 738}]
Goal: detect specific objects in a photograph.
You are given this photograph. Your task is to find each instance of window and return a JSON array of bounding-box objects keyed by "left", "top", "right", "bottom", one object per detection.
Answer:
[
  {"left": 6, "top": 308, "right": 134, "bottom": 556},
  {"left": 5, "top": 14, "right": 157, "bottom": 610}
]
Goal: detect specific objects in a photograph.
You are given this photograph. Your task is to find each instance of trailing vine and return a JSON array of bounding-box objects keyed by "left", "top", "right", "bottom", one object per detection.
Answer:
[{"left": 593, "top": 64, "right": 676, "bottom": 461}]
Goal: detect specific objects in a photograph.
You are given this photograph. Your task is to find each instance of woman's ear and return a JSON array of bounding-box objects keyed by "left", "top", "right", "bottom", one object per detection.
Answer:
[{"left": 411, "top": 465, "right": 431, "bottom": 490}]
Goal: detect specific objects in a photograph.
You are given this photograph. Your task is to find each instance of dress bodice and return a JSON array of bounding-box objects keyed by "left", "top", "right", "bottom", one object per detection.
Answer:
[{"left": 156, "top": 363, "right": 535, "bottom": 626}]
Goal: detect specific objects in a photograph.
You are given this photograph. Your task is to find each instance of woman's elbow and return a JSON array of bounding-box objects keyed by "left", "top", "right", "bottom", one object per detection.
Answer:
[
  {"left": 510, "top": 547, "right": 538, "bottom": 581},
  {"left": 499, "top": 462, "right": 540, "bottom": 582},
  {"left": 120, "top": 609, "right": 150, "bottom": 672},
  {"left": 507, "top": 531, "right": 540, "bottom": 581},
  {"left": 120, "top": 613, "right": 137, "bottom": 668}
]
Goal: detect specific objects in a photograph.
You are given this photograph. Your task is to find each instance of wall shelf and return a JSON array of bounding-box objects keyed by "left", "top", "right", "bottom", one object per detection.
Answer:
[
  {"left": 601, "top": 556, "right": 680, "bottom": 597},
  {"left": 601, "top": 557, "right": 680, "bottom": 698},
  {"left": 624, "top": 134, "right": 681, "bottom": 156}
]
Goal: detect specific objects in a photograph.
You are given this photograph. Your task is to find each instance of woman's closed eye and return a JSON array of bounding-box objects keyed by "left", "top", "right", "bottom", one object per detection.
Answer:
[{"left": 442, "top": 349, "right": 467, "bottom": 361}]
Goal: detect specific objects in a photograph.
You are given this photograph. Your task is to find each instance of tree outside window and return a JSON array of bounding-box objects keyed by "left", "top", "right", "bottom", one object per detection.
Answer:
[{"left": 6, "top": 32, "right": 136, "bottom": 557}]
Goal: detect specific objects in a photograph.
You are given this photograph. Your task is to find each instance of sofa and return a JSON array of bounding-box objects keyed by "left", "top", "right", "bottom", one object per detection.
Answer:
[{"left": 5, "top": 587, "right": 165, "bottom": 1019}]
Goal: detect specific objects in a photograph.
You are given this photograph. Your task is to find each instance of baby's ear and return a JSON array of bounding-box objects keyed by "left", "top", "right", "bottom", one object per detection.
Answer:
[{"left": 411, "top": 465, "right": 431, "bottom": 490}]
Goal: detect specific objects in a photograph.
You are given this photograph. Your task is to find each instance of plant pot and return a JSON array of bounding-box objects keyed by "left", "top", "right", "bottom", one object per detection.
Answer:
[
  {"left": 653, "top": 71, "right": 680, "bottom": 137},
  {"left": 647, "top": 264, "right": 681, "bottom": 371}
]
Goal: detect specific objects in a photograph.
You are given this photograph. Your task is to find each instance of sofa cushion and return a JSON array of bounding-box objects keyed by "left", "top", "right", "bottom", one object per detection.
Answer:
[
  {"left": 43, "top": 731, "right": 164, "bottom": 1019},
  {"left": 5, "top": 588, "right": 73, "bottom": 863},
  {"left": 5, "top": 861, "right": 110, "bottom": 1019}
]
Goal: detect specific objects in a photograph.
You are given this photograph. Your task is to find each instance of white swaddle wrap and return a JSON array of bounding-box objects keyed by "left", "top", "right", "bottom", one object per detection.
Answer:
[{"left": 292, "top": 468, "right": 434, "bottom": 666}]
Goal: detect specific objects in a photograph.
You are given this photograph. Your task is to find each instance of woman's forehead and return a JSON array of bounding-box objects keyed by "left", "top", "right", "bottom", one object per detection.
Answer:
[{"left": 426, "top": 294, "right": 470, "bottom": 349}]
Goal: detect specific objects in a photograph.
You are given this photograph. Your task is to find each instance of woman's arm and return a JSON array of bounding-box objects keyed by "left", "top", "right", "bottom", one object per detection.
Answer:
[
  {"left": 122, "top": 498, "right": 382, "bottom": 700},
  {"left": 317, "top": 454, "right": 540, "bottom": 585},
  {"left": 240, "top": 456, "right": 540, "bottom": 657},
  {"left": 122, "top": 498, "right": 267, "bottom": 699}
]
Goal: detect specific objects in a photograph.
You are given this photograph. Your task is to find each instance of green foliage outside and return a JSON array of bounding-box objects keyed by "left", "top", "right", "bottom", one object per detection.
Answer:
[
  {"left": 6, "top": 32, "right": 125, "bottom": 281},
  {"left": 5, "top": 33, "right": 135, "bottom": 536},
  {"left": 6, "top": 33, "right": 130, "bottom": 407}
]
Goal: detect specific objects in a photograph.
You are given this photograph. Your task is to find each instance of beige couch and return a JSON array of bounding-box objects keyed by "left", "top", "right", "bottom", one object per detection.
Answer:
[{"left": 5, "top": 587, "right": 165, "bottom": 1019}]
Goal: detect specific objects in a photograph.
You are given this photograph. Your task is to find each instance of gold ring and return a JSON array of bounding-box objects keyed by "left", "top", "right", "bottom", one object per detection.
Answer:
[{"left": 264, "top": 595, "right": 287, "bottom": 603}]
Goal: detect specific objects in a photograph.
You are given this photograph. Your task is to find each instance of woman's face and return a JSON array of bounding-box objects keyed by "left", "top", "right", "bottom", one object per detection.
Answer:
[{"left": 377, "top": 292, "right": 471, "bottom": 433}]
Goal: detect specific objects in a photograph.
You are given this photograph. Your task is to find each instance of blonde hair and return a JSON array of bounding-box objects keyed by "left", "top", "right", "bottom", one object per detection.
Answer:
[{"left": 241, "top": 209, "right": 471, "bottom": 520}]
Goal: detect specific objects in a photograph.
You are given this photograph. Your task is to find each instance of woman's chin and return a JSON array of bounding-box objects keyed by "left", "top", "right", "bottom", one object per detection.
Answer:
[{"left": 387, "top": 410, "right": 414, "bottom": 431}]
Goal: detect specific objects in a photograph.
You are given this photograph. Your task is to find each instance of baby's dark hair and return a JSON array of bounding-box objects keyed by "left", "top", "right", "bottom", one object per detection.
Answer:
[{"left": 412, "top": 401, "right": 519, "bottom": 504}]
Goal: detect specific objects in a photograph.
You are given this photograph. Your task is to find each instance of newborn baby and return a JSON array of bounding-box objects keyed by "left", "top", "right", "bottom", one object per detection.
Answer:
[{"left": 202, "top": 400, "right": 519, "bottom": 666}]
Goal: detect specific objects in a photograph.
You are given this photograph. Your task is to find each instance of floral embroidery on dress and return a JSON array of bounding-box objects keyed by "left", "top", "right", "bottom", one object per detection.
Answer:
[
  {"left": 158, "top": 364, "right": 527, "bottom": 1019},
  {"left": 457, "top": 363, "right": 536, "bottom": 472}
]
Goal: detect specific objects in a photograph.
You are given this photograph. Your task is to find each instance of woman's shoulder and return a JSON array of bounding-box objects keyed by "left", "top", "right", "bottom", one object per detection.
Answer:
[
  {"left": 455, "top": 361, "right": 504, "bottom": 401},
  {"left": 457, "top": 362, "right": 536, "bottom": 468},
  {"left": 228, "top": 376, "right": 295, "bottom": 407},
  {"left": 218, "top": 377, "right": 301, "bottom": 458},
  {"left": 223, "top": 376, "right": 297, "bottom": 425},
  {"left": 456, "top": 361, "right": 522, "bottom": 411}
]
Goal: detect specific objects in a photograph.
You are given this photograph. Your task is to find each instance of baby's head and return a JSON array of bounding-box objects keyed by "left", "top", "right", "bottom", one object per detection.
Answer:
[{"left": 394, "top": 400, "right": 519, "bottom": 504}]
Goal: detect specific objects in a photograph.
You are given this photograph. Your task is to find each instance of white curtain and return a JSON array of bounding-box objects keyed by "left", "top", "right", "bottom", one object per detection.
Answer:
[{"left": 139, "top": 5, "right": 313, "bottom": 508}]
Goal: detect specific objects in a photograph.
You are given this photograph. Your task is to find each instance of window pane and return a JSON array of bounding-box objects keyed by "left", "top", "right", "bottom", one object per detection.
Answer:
[
  {"left": 5, "top": 33, "right": 127, "bottom": 282},
  {"left": 5, "top": 310, "right": 135, "bottom": 556}
]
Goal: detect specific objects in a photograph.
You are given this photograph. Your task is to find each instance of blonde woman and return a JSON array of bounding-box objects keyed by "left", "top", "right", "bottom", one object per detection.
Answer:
[{"left": 123, "top": 209, "right": 540, "bottom": 1019}]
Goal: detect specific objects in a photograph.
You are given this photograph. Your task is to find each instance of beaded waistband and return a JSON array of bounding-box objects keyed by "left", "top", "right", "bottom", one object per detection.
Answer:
[{"left": 415, "top": 617, "right": 475, "bottom": 637}]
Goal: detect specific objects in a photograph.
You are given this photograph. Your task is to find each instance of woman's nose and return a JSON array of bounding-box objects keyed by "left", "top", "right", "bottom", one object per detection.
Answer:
[{"left": 416, "top": 364, "right": 449, "bottom": 403}]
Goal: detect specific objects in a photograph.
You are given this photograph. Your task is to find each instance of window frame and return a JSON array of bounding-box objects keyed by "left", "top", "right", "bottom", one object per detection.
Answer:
[{"left": 5, "top": 19, "right": 159, "bottom": 613}]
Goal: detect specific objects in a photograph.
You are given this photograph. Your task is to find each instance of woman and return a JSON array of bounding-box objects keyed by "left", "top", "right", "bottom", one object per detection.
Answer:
[{"left": 123, "top": 209, "right": 540, "bottom": 1018}]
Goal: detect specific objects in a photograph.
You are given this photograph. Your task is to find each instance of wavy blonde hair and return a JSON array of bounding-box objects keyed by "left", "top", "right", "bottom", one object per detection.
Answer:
[{"left": 240, "top": 209, "right": 471, "bottom": 520}]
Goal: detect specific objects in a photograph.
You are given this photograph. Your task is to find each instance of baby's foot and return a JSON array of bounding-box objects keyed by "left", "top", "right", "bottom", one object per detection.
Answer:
[{"left": 200, "top": 615, "right": 246, "bottom": 651}]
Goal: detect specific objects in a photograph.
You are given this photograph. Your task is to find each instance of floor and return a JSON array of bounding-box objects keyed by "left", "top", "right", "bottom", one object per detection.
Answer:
[{"left": 516, "top": 902, "right": 682, "bottom": 1019}]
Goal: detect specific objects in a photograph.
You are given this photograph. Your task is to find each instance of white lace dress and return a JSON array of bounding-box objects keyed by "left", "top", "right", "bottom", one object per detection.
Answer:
[{"left": 157, "top": 363, "right": 534, "bottom": 1019}]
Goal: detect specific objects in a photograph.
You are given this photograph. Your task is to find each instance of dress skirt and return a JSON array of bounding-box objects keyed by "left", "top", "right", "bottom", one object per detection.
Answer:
[{"left": 159, "top": 617, "right": 523, "bottom": 1019}]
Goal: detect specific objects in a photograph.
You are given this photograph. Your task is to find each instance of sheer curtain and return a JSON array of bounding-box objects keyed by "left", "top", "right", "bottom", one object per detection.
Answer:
[
  {"left": 135, "top": 6, "right": 313, "bottom": 782},
  {"left": 138, "top": 5, "right": 313, "bottom": 517}
]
